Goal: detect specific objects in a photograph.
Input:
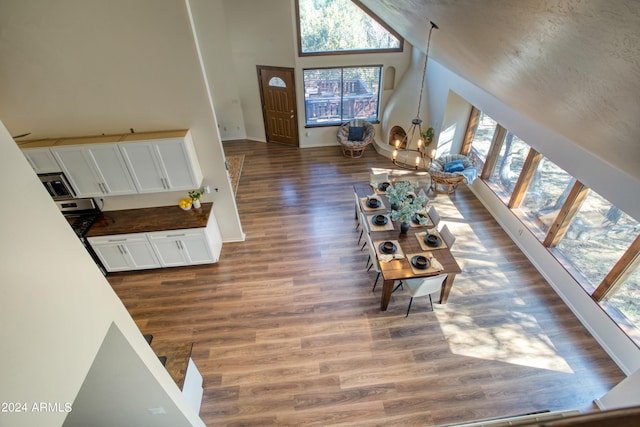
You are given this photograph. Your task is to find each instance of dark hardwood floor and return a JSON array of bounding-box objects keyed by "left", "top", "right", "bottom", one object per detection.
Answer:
[{"left": 107, "top": 140, "right": 624, "bottom": 426}]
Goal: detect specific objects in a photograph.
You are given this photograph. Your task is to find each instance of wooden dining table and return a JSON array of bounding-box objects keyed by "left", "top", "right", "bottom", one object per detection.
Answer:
[{"left": 354, "top": 183, "right": 462, "bottom": 311}]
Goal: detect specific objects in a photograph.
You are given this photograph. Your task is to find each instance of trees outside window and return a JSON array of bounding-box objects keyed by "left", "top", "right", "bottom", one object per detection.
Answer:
[{"left": 297, "top": 0, "right": 402, "bottom": 55}]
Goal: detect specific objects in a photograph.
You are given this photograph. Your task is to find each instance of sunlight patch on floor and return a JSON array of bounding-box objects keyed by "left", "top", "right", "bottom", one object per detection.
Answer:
[{"left": 436, "top": 309, "right": 574, "bottom": 373}]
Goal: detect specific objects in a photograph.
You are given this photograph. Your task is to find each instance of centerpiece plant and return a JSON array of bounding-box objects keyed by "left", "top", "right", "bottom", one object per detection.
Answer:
[{"left": 386, "top": 181, "right": 428, "bottom": 233}]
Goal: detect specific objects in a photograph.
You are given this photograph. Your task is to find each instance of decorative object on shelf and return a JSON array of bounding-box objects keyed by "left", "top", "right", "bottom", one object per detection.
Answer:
[
  {"left": 386, "top": 181, "right": 428, "bottom": 234},
  {"left": 392, "top": 20, "right": 439, "bottom": 171},
  {"left": 179, "top": 198, "right": 193, "bottom": 211},
  {"left": 189, "top": 188, "right": 204, "bottom": 208}
]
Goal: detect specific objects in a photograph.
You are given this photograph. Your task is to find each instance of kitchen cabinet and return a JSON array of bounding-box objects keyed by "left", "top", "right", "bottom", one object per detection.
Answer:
[
  {"left": 148, "top": 229, "right": 216, "bottom": 267},
  {"left": 22, "top": 148, "right": 61, "bottom": 173},
  {"left": 51, "top": 144, "right": 137, "bottom": 197},
  {"left": 88, "top": 233, "right": 161, "bottom": 272},
  {"left": 119, "top": 137, "right": 203, "bottom": 193}
]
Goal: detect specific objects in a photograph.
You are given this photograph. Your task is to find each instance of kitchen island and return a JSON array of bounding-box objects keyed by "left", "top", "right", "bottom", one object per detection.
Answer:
[{"left": 85, "top": 202, "right": 222, "bottom": 272}]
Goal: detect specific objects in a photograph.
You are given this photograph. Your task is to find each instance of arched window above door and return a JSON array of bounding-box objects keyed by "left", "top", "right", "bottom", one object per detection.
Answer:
[{"left": 269, "top": 77, "right": 287, "bottom": 88}]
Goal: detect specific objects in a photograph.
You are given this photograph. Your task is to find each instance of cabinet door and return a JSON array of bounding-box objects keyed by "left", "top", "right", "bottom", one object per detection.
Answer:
[
  {"left": 119, "top": 142, "right": 167, "bottom": 193},
  {"left": 88, "top": 234, "right": 160, "bottom": 272},
  {"left": 87, "top": 145, "right": 137, "bottom": 196},
  {"left": 52, "top": 146, "right": 104, "bottom": 197},
  {"left": 89, "top": 242, "right": 131, "bottom": 272},
  {"left": 22, "top": 148, "right": 61, "bottom": 173},
  {"left": 149, "top": 235, "right": 189, "bottom": 267},
  {"left": 181, "top": 234, "right": 214, "bottom": 264},
  {"left": 154, "top": 139, "right": 201, "bottom": 190},
  {"left": 122, "top": 240, "right": 161, "bottom": 269}
]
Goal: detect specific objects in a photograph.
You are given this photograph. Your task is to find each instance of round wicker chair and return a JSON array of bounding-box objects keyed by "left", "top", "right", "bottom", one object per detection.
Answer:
[
  {"left": 336, "top": 120, "right": 375, "bottom": 158},
  {"left": 428, "top": 154, "right": 475, "bottom": 194}
]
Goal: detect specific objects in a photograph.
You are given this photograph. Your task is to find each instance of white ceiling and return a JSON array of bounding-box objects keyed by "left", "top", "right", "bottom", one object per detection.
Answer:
[{"left": 361, "top": 0, "right": 640, "bottom": 181}]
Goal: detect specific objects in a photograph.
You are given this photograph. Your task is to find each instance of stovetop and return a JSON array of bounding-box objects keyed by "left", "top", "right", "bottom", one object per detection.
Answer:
[
  {"left": 57, "top": 198, "right": 101, "bottom": 237},
  {"left": 65, "top": 212, "right": 101, "bottom": 237}
]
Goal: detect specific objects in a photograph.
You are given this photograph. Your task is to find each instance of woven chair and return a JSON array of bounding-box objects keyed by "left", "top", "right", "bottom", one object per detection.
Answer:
[
  {"left": 336, "top": 120, "right": 375, "bottom": 158},
  {"left": 428, "top": 154, "right": 475, "bottom": 194}
]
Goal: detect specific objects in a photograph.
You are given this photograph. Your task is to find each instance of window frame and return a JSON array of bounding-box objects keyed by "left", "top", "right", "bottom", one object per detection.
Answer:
[{"left": 295, "top": 0, "right": 404, "bottom": 57}]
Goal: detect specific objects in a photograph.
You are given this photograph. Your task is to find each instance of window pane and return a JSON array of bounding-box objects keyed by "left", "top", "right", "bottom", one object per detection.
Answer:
[
  {"left": 469, "top": 111, "right": 497, "bottom": 165},
  {"left": 555, "top": 190, "right": 640, "bottom": 291},
  {"left": 518, "top": 157, "right": 575, "bottom": 238},
  {"left": 487, "top": 131, "right": 531, "bottom": 199},
  {"left": 341, "top": 67, "right": 380, "bottom": 121},
  {"left": 304, "top": 66, "right": 381, "bottom": 126},
  {"left": 298, "top": 0, "right": 401, "bottom": 54},
  {"left": 304, "top": 68, "right": 342, "bottom": 125},
  {"left": 601, "top": 266, "right": 640, "bottom": 345}
]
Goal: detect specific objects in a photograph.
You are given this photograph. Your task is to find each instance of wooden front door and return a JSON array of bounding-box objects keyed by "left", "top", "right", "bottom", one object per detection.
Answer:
[{"left": 257, "top": 66, "right": 299, "bottom": 146}]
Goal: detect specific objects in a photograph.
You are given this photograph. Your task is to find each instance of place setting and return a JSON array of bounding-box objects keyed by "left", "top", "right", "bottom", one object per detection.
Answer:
[
  {"left": 374, "top": 239, "right": 404, "bottom": 262},
  {"left": 367, "top": 213, "right": 394, "bottom": 231},
  {"left": 361, "top": 194, "right": 386, "bottom": 211},
  {"left": 415, "top": 228, "right": 448, "bottom": 251},
  {"left": 372, "top": 181, "right": 391, "bottom": 195},
  {"left": 409, "top": 211, "right": 434, "bottom": 228},
  {"left": 406, "top": 252, "right": 445, "bottom": 275}
]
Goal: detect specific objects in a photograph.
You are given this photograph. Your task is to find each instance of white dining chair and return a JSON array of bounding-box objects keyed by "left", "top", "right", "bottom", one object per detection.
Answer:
[
  {"left": 364, "top": 232, "right": 382, "bottom": 291},
  {"left": 428, "top": 205, "right": 440, "bottom": 227},
  {"left": 439, "top": 224, "right": 456, "bottom": 249},
  {"left": 354, "top": 192, "right": 367, "bottom": 249},
  {"left": 400, "top": 274, "right": 448, "bottom": 316}
]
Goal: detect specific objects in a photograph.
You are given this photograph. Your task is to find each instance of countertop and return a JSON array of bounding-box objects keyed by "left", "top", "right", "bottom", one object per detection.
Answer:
[{"left": 85, "top": 202, "right": 213, "bottom": 237}]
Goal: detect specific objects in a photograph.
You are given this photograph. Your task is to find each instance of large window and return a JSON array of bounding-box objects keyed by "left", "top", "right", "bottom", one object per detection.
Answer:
[
  {"left": 466, "top": 105, "right": 640, "bottom": 346},
  {"left": 303, "top": 66, "right": 381, "bottom": 126},
  {"left": 486, "top": 131, "right": 531, "bottom": 200},
  {"left": 468, "top": 111, "right": 497, "bottom": 166},
  {"left": 518, "top": 157, "right": 575, "bottom": 238},
  {"left": 554, "top": 190, "right": 639, "bottom": 292},
  {"left": 296, "top": 0, "right": 402, "bottom": 55}
]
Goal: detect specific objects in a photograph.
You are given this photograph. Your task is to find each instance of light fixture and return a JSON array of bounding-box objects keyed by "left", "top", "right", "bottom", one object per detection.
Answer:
[{"left": 392, "top": 20, "right": 439, "bottom": 170}]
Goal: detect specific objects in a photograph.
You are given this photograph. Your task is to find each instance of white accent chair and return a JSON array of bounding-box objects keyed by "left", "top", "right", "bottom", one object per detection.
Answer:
[
  {"left": 364, "top": 233, "right": 382, "bottom": 291},
  {"left": 428, "top": 205, "right": 440, "bottom": 228},
  {"left": 399, "top": 274, "right": 447, "bottom": 316},
  {"left": 439, "top": 224, "right": 456, "bottom": 249}
]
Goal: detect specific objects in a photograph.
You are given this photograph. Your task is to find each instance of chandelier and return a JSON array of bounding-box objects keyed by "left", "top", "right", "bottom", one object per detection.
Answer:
[{"left": 392, "top": 20, "right": 439, "bottom": 170}]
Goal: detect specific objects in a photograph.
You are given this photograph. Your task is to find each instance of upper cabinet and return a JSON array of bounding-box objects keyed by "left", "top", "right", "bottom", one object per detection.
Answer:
[
  {"left": 51, "top": 144, "right": 137, "bottom": 197},
  {"left": 19, "top": 130, "right": 203, "bottom": 197},
  {"left": 119, "top": 134, "right": 203, "bottom": 193},
  {"left": 22, "top": 148, "right": 61, "bottom": 173}
]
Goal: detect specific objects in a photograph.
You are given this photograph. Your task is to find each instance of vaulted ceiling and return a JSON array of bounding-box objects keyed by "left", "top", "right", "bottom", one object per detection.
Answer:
[{"left": 360, "top": 0, "right": 640, "bottom": 182}]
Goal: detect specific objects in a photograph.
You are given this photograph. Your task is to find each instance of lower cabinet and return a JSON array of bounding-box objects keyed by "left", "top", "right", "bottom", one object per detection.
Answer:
[
  {"left": 88, "top": 233, "right": 160, "bottom": 272},
  {"left": 88, "top": 227, "right": 219, "bottom": 272},
  {"left": 147, "top": 230, "right": 215, "bottom": 267}
]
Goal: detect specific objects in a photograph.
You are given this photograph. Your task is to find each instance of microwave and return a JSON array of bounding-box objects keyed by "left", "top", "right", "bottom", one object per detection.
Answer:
[{"left": 38, "top": 172, "right": 75, "bottom": 201}]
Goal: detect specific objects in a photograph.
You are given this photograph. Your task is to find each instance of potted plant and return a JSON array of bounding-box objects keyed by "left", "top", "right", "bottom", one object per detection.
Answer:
[
  {"left": 188, "top": 188, "right": 204, "bottom": 208},
  {"left": 421, "top": 127, "right": 435, "bottom": 147},
  {"left": 386, "top": 181, "right": 428, "bottom": 233}
]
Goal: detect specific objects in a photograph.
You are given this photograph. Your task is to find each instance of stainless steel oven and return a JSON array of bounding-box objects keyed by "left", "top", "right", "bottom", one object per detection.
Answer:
[{"left": 39, "top": 172, "right": 75, "bottom": 200}]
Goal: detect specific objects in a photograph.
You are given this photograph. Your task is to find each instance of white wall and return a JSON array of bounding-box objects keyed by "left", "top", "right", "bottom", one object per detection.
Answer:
[
  {"left": 0, "top": 0, "right": 244, "bottom": 242},
  {"left": 0, "top": 123, "right": 204, "bottom": 427},
  {"left": 424, "top": 60, "right": 640, "bottom": 375}
]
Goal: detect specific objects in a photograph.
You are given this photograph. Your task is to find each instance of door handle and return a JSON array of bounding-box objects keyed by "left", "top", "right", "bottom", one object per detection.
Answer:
[
  {"left": 290, "top": 115, "right": 294, "bottom": 119},
  {"left": 117, "top": 245, "right": 124, "bottom": 255}
]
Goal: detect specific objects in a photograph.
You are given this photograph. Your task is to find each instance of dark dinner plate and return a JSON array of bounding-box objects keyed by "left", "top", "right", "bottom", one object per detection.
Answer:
[
  {"left": 379, "top": 241, "right": 397, "bottom": 254},
  {"left": 424, "top": 234, "right": 441, "bottom": 248},
  {"left": 412, "top": 213, "right": 428, "bottom": 225},
  {"left": 372, "top": 214, "right": 388, "bottom": 226},
  {"left": 377, "top": 182, "right": 391, "bottom": 191},
  {"left": 366, "top": 198, "right": 381, "bottom": 208},
  {"left": 411, "top": 255, "right": 430, "bottom": 270}
]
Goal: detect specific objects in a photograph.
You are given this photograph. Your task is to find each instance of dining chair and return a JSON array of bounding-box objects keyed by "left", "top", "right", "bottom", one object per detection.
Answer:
[
  {"left": 439, "top": 224, "right": 456, "bottom": 248},
  {"left": 364, "top": 232, "right": 381, "bottom": 291},
  {"left": 399, "top": 274, "right": 448, "bottom": 316},
  {"left": 354, "top": 192, "right": 367, "bottom": 249},
  {"left": 428, "top": 205, "right": 440, "bottom": 227}
]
